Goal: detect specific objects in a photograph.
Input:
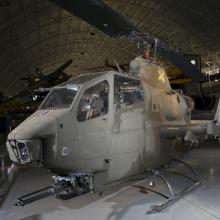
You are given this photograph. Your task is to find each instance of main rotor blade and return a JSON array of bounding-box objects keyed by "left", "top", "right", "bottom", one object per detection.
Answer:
[
  {"left": 20, "top": 77, "right": 31, "bottom": 81},
  {"left": 53, "top": 59, "right": 73, "bottom": 73},
  {"left": 51, "top": 0, "right": 204, "bottom": 82},
  {"left": 52, "top": 0, "right": 137, "bottom": 37}
]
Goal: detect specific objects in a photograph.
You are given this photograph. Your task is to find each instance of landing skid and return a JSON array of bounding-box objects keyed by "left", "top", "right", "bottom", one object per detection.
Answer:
[
  {"left": 135, "top": 159, "right": 202, "bottom": 214},
  {"left": 15, "top": 160, "right": 201, "bottom": 213}
]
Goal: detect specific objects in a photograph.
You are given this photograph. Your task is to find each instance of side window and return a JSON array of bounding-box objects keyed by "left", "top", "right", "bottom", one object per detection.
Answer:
[
  {"left": 114, "top": 75, "right": 144, "bottom": 110},
  {"left": 77, "top": 80, "right": 109, "bottom": 122}
]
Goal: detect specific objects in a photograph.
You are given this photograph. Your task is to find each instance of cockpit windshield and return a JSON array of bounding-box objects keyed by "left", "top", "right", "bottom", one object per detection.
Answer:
[{"left": 40, "top": 85, "right": 79, "bottom": 109}]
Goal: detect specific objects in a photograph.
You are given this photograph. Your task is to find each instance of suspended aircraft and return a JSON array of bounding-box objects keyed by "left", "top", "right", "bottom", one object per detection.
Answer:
[
  {"left": 19, "top": 59, "right": 72, "bottom": 91},
  {"left": 0, "top": 60, "right": 72, "bottom": 113}
]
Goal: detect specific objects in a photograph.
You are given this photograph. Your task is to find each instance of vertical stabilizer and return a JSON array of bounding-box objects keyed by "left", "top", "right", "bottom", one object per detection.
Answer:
[{"left": 214, "top": 98, "right": 220, "bottom": 126}]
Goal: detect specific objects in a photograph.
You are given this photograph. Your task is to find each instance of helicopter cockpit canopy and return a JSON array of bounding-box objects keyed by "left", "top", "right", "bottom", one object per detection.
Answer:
[
  {"left": 39, "top": 72, "right": 108, "bottom": 111},
  {"left": 61, "top": 72, "right": 104, "bottom": 85},
  {"left": 40, "top": 85, "right": 79, "bottom": 109}
]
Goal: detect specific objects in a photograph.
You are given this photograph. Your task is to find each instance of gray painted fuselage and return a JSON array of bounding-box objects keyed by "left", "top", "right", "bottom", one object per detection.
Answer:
[{"left": 7, "top": 58, "right": 199, "bottom": 183}]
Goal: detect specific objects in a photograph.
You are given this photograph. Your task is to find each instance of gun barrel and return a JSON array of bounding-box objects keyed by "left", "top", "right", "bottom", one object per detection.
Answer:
[{"left": 15, "top": 186, "right": 55, "bottom": 206}]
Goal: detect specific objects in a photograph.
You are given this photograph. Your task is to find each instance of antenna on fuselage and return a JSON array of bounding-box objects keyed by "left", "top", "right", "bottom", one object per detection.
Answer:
[
  {"left": 114, "top": 60, "right": 123, "bottom": 74},
  {"left": 153, "top": 38, "right": 158, "bottom": 62}
]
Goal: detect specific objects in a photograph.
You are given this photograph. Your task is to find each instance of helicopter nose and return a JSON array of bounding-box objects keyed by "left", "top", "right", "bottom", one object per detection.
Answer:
[
  {"left": 7, "top": 113, "right": 57, "bottom": 164},
  {"left": 8, "top": 114, "right": 56, "bottom": 140}
]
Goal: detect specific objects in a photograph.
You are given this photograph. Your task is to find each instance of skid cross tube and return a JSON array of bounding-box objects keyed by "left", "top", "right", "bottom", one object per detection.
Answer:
[
  {"left": 146, "top": 181, "right": 201, "bottom": 214},
  {"left": 172, "top": 158, "right": 199, "bottom": 181},
  {"left": 153, "top": 170, "right": 175, "bottom": 199},
  {"left": 143, "top": 159, "right": 202, "bottom": 214}
]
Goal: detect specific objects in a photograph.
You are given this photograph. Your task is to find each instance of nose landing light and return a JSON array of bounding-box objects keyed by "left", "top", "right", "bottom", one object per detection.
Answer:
[
  {"left": 17, "top": 142, "right": 32, "bottom": 163},
  {"left": 7, "top": 140, "right": 32, "bottom": 164}
]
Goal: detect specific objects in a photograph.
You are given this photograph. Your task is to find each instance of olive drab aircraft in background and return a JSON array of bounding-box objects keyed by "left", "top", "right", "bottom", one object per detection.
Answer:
[{"left": 0, "top": 59, "right": 72, "bottom": 109}]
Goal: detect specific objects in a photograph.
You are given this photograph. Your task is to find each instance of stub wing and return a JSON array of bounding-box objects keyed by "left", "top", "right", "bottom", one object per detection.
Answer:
[
  {"left": 161, "top": 98, "right": 220, "bottom": 142},
  {"left": 214, "top": 99, "right": 220, "bottom": 126},
  {"left": 206, "top": 98, "right": 220, "bottom": 137}
]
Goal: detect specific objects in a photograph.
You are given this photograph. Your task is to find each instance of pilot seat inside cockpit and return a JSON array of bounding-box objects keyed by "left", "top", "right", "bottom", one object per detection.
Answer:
[{"left": 77, "top": 80, "right": 109, "bottom": 121}]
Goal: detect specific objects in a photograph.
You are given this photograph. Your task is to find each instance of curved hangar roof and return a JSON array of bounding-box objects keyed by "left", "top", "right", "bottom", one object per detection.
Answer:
[{"left": 0, "top": 0, "right": 219, "bottom": 95}]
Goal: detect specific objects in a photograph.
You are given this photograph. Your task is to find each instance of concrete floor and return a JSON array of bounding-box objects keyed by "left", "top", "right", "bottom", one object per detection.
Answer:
[{"left": 1, "top": 140, "right": 220, "bottom": 220}]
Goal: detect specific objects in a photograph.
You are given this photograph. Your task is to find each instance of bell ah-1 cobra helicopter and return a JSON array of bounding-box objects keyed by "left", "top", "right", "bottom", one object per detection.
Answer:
[
  {"left": 6, "top": 0, "right": 220, "bottom": 214},
  {"left": 6, "top": 55, "right": 220, "bottom": 212}
]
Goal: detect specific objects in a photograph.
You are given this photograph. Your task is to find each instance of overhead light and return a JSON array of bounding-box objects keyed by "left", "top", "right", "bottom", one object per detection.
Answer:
[
  {"left": 214, "top": 79, "right": 218, "bottom": 82},
  {"left": 67, "top": 85, "right": 79, "bottom": 91},
  {"left": 32, "top": 95, "right": 38, "bottom": 101},
  {"left": 190, "top": 59, "right": 196, "bottom": 65}
]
